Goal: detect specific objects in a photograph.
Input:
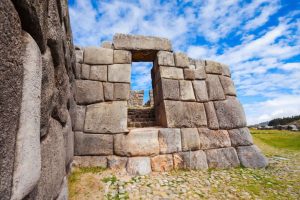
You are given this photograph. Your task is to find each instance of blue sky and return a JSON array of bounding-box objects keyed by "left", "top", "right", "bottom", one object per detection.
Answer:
[{"left": 69, "top": 0, "right": 300, "bottom": 125}]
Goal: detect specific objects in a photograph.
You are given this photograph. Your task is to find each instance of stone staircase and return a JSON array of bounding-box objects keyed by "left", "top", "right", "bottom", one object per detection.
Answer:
[{"left": 128, "top": 108, "right": 156, "bottom": 127}]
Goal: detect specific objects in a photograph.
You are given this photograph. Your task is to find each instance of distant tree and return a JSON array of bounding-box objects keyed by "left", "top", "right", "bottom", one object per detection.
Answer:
[{"left": 268, "top": 115, "right": 300, "bottom": 126}]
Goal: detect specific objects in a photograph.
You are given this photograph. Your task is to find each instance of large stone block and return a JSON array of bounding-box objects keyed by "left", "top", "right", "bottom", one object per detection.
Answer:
[
  {"left": 90, "top": 65, "right": 107, "bottom": 81},
  {"left": 206, "top": 74, "right": 225, "bottom": 101},
  {"left": 179, "top": 80, "right": 196, "bottom": 101},
  {"left": 193, "top": 80, "right": 209, "bottom": 102},
  {"left": 228, "top": 128, "right": 253, "bottom": 147},
  {"left": 198, "top": 128, "right": 231, "bottom": 149},
  {"left": 11, "top": 32, "right": 42, "bottom": 200},
  {"left": 205, "top": 60, "right": 222, "bottom": 74},
  {"left": 113, "top": 50, "right": 132, "bottom": 64},
  {"left": 103, "top": 82, "right": 114, "bottom": 101},
  {"left": 107, "top": 156, "right": 128, "bottom": 170},
  {"left": 114, "top": 128, "right": 159, "bottom": 156},
  {"left": 84, "top": 101, "right": 128, "bottom": 133},
  {"left": 75, "top": 63, "right": 81, "bottom": 79},
  {"left": 206, "top": 147, "right": 240, "bottom": 168},
  {"left": 113, "top": 33, "right": 172, "bottom": 51},
  {"left": 81, "top": 64, "right": 90, "bottom": 80},
  {"left": 74, "top": 132, "right": 113, "bottom": 155},
  {"left": 84, "top": 47, "right": 113, "bottom": 65},
  {"left": 160, "top": 79, "right": 180, "bottom": 100},
  {"left": 73, "top": 156, "right": 107, "bottom": 168},
  {"left": 127, "top": 157, "right": 152, "bottom": 175},
  {"left": 219, "top": 76, "right": 236, "bottom": 96},
  {"left": 214, "top": 96, "right": 247, "bottom": 129},
  {"left": 181, "top": 128, "right": 200, "bottom": 151},
  {"left": 204, "top": 102, "right": 219, "bottom": 129},
  {"left": 174, "top": 52, "right": 189, "bottom": 68},
  {"left": 173, "top": 150, "right": 208, "bottom": 170},
  {"left": 75, "top": 49, "right": 83, "bottom": 63},
  {"left": 108, "top": 64, "right": 131, "bottom": 83},
  {"left": 156, "top": 51, "right": 175, "bottom": 66},
  {"left": 184, "top": 69, "right": 195, "bottom": 80},
  {"left": 31, "top": 118, "right": 66, "bottom": 200},
  {"left": 158, "top": 128, "right": 181, "bottom": 153},
  {"left": 74, "top": 105, "right": 85, "bottom": 131},
  {"left": 160, "top": 66, "right": 184, "bottom": 80},
  {"left": 151, "top": 155, "right": 174, "bottom": 172},
  {"left": 114, "top": 83, "right": 130, "bottom": 100},
  {"left": 75, "top": 80, "right": 104, "bottom": 104},
  {"left": 236, "top": 145, "right": 268, "bottom": 168},
  {"left": 163, "top": 101, "right": 207, "bottom": 127}
]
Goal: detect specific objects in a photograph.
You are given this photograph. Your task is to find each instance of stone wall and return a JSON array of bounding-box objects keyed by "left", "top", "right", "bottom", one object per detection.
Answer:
[
  {"left": 73, "top": 34, "right": 268, "bottom": 175},
  {"left": 128, "top": 90, "right": 144, "bottom": 107},
  {"left": 0, "top": 0, "right": 75, "bottom": 199}
]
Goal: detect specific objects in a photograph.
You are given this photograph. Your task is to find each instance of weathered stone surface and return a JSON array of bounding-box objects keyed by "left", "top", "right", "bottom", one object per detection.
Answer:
[
  {"left": 174, "top": 150, "right": 208, "bottom": 170},
  {"left": 205, "top": 60, "right": 222, "bottom": 74},
  {"left": 184, "top": 69, "right": 195, "bottom": 80},
  {"left": 32, "top": 118, "right": 66, "bottom": 200},
  {"left": 113, "top": 33, "right": 172, "bottom": 51},
  {"left": 101, "top": 41, "right": 113, "bottom": 49},
  {"left": 81, "top": 64, "right": 90, "bottom": 80},
  {"left": 204, "top": 102, "right": 219, "bottom": 129},
  {"left": 219, "top": 76, "right": 236, "bottom": 96},
  {"left": 108, "top": 64, "right": 131, "bottom": 83},
  {"left": 174, "top": 52, "right": 189, "bottom": 68},
  {"left": 206, "top": 147, "right": 240, "bottom": 168},
  {"left": 163, "top": 101, "right": 207, "bottom": 127},
  {"left": 127, "top": 157, "right": 152, "bottom": 176},
  {"left": 75, "top": 80, "right": 104, "bottom": 104},
  {"left": 193, "top": 80, "right": 209, "bottom": 102},
  {"left": 214, "top": 96, "right": 247, "bottom": 129},
  {"left": 74, "top": 105, "right": 85, "bottom": 131},
  {"left": 74, "top": 132, "right": 113, "bottom": 155},
  {"left": 195, "top": 67, "right": 207, "bottom": 80},
  {"left": 180, "top": 80, "right": 195, "bottom": 101},
  {"left": 206, "top": 74, "right": 225, "bottom": 100},
  {"left": 103, "top": 82, "right": 114, "bottom": 101},
  {"left": 156, "top": 51, "right": 175, "bottom": 66},
  {"left": 114, "top": 128, "right": 159, "bottom": 156},
  {"left": 160, "top": 66, "right": 184, "bottom": 80},
  {"left": 195, "top": 59, "right": 206, "bottom": 69},
  {"left": 11, "top": 32, "right": 42, "bottom": 200},
  {"left": 63, "top": 114, "right": 74, "bottom": 166},
  {"left": 75, "top": 63, "right": 81, "bottom": 79},
  {"left": 107, "top": 156, "right": 128, "bottom": 170},
  {"left": 198, "top": 128, "right": 231, "bottom": 149},
  {"left": 158, "top": 128, "right": 181, "bottom": 154},
  {"left": 56, "top": 177, "right": 68, "bottom": 200},
  {"left": 114, "top": 50, "right": 132, "bottom": 64},
  {"left": 236, "top": 145, "right": 268, "bottom": 168},
  {"left": 221, "top": 64, "right": 231, "bottom": 77},
  {"left": 181, "top": 128, "right": 200, "bottom": 151},
  {"left": 228, "top": 128, "right": 253, "bottom": 146},
  {"left": 84, "top": 47, "right": 113, "bottom": 64},
  {"left": 114, "top": 83, "right": 130, "bottom": 100},
  {"left": 84, "top": 101, "right": 128, "bottom": 133},
  {"left": 75, "top": 49, "right": 83, "bottom": 63},
  {"left": 90, "top": 65, "right": 107, "bottom": 81},
  {"left": 160, "top": 79, "right": 180, "bottom": 100},
  {"left": 151, "top": 155, "right": 174, "bottom": 172},
  {"left": 73, "top": 156, "right": 107, "bottom": 168}
]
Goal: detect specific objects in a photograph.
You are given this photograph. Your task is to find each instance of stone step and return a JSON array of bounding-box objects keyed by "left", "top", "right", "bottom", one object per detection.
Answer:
[
  {"left": 128, "top": 121, "right": 157, "bottom": 128},
  {"left": 128, "top": 108, "right": 156, "bottom": 127}
]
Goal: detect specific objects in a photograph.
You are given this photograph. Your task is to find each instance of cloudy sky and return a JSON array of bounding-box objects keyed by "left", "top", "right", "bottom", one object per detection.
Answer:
[{"left": 69, "top": 0, "right": 300, "bottom": 125}]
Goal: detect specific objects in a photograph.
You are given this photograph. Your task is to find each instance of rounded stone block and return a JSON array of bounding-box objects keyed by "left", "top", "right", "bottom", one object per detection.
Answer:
[
  {"left": 179, "top": 80, "right": 196, "bottom": 101},
  {"left": 160, "top": 66, "right": 184, "bottom": 80},
  {"left": 193, "top": 80, "right": 209, "bottom": 102},
  {"left": 174, "top": 52, "right": 189, "bottom": 68},
  {"left": 236, "top": 145, "right": 268, "bottom": 168},
  {"left": 114, "top": 50, "right": 132, "bottom": 64},
  {"left": 75, "top": 80, "right": 104, "bottom": 105},
  {"left": 108, "top": 64, "right": 131, "bottom": 83},
  {"left": 84, "top": 101, "right": 128, "bottom": 134},
  {"left": 205, "top": 60, "right": 222, "bottom": 74},
  {"left": 205, "top": 147, "right": 240, "bottom": 169},
  {"left": 84, "top": 47, "right": 113, "bottom": 65},
  {"left": 204, "top": 102, "right": 219, "bottom": 129},
  {"left": 114, "top": 83, "right": 130, "bottom": 100},
  {"left": 228, "top": 128, "right": 253, "bottom": 147},
  {"left": 74, "top": 132, "right": 113, "bottom": 156},
  {"left": 127, "top": 157, "right": 152, "bottom": 176},
  {"left": 219, "top": 76, "right": 236, "bottom": 96},
  {"left": 173, "top": 150, "right": 208, "bottom": 170},
  {"left": 184, "top": 69, "right": 195, "bottom": 80},
  {"left": 158, "top": 128, "right": 182, "bottom": 154},
  {"left": 206, "top": 74, "right": 225, "bottom": 101},
  {"left": 114, "top": 128, "right": 159, "bottom": 156},
  {"left": 214, "top": 96, "right": 247, "bottom": 129},
  {"left": 198, "top": 128, "right": 231, "bottom": 149},
  {"left": 151, "top": 155, "right": 174, "bottom": 172},
  {"left": 160, "top": 79, "right": 180, "bottom": 100},
  {"left": 90, "top": 65, "right": 107, "bottom": 81},
  {"left": 156, "top": 51, "right": 175, "bottom": 66}
]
